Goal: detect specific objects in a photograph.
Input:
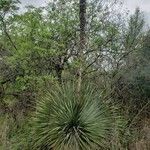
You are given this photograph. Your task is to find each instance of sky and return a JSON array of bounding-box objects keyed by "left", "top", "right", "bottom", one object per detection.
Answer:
[
  {"left": 124, "top": 0, "right": 150, "bottom": 25},
  {"left": 19, "top": 0, "right": 150, "bottom": 25}
]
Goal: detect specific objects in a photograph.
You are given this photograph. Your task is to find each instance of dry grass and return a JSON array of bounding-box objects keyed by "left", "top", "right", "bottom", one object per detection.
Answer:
[{"left": 129, "top": 118, "right": 150, "bottom": 150}]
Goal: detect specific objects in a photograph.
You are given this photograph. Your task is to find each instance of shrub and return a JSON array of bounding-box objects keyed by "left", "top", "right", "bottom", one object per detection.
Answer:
[{"left": 32, "top": 84, "right": 119, "bottom": 150}]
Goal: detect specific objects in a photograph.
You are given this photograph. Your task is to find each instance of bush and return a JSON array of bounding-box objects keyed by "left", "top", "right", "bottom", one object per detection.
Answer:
[{"left": 32, "top": 84, "right": 118, "bottom": 150}]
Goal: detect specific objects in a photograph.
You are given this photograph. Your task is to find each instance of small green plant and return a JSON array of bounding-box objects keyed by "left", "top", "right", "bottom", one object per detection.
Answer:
[{"left": 32, "top": 84, "right": 116, "bottom": 150}]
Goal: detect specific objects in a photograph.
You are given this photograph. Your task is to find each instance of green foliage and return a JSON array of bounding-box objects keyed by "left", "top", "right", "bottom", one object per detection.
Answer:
[
  {"left": 0, "top": 0, "right": 150, "bottom": 149},
  {"left": 0, "top": 115, "right": 32, "bottom": 150},
  {"left": 0, "top": 0, "right": 19, "bottom": 13},
  {"left": 10, "top": 120, "right": 32, "bottom": 150}
]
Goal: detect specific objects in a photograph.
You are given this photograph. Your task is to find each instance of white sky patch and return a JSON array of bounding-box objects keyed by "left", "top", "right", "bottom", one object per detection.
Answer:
[
  {"left": 18, "top": 0, "right": 150, "bottom": 25},
  {"left": 123, "top": 0, "right": 150, "bottom": 13},
  {"left": 122, "top": 0, "right": 150, "bottom": 25},
  {"left": 19, "top": 0, "right": 47, "bottom": 12}
]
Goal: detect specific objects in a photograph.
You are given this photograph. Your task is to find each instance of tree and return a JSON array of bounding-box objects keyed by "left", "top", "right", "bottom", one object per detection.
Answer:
[
  {"left": 76, "top": 0, "right": 86, "bottom": 94},
  {"left": 1, "top": 1, "right": 149, "bottom": 149}
]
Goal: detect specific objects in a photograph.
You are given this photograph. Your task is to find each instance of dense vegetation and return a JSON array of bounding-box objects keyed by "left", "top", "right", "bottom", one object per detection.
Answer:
[{"left": 0, "top": 0, "right": 150, "bottom": 149}]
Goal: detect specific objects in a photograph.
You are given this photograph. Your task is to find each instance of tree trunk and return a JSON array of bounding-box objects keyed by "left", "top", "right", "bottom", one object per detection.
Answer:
[{"left": 77, "top": 0, "right": 86, "bottom": 94}]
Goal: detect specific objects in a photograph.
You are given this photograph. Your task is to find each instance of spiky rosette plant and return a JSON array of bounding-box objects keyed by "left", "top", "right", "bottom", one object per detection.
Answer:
[{"left": 32, "top": 84, "right": 115, "bottom": 150}]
